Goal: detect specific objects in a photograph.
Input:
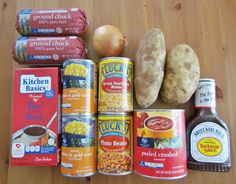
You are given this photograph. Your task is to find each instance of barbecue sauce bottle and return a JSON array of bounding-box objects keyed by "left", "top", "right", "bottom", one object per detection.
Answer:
[{"left": 187, "top": 79, "right": 231, "bottom": 172}]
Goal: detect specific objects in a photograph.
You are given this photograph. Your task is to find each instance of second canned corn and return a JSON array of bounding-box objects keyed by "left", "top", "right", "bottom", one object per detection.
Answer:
[
  {"left": 61, "top": 115, "right": 96, "bottom": 177},
  {"left": 98, "top": 57, "right": 133, "bottom": 112}
]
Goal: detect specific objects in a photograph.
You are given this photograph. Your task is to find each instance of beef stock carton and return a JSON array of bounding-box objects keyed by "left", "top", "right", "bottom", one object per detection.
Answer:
[{"left": 11, "top": 67, "right": 61, "bottom": 166}]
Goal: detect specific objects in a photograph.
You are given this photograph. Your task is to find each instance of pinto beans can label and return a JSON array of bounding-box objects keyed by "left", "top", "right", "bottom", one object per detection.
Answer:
[
  {"left": 16, "top": 8, "right": 88, "bottom": 36},
  {"left": 62, "top": 59, "right": 97, "bottom": 115},
  {"left": 12, "top": 36, "right": 85, "bottom": 65},
  {"left": 61, "top": 115, "right": 96, "bottom": 177},
  {"left": 97, "top": 112, "right": 132, "bottom": 175},
  {"left": 98, "top": 57, "right": 133, "bottom": 112},
  {"left": 11, "top": 68, "right": 61, "bottom": 166},
  {"left": 134, "top": 109, "right": 187, "bottom": 179}
]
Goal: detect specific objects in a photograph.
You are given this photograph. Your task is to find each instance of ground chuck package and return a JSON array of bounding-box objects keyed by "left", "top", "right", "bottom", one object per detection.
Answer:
[
  {"left": 16, "top": 8, "right": 88, "bottom": 36},
  {"left": 12, "top": 36, "right": 86, "bottom": 65}
]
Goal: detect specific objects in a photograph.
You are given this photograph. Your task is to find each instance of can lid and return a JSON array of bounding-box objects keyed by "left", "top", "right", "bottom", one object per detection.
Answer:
[
  {"left": 62, "top": 113, "right": 97, "bottom": 117},
  {"left": 63, "top": 59, "right": 95, "bottom": 66},
  {"left": 134, "top": 109, "right": 185, "bottom": 112},
  {"left": 98, "top": 112, "right": 131, "bottom": 115},
  {"left": 99, "top": 57, "right": 132, "bottom": 62}
]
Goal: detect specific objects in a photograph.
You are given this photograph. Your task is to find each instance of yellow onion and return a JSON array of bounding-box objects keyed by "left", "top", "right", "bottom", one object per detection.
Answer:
[{"left": 93, "top": 25, "right": 125, "bottom": 57}]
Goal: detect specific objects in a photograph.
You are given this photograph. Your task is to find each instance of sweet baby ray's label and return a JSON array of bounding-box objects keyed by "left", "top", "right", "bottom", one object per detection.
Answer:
[
  {"left": 190, "top": 122, "right": 229, "bottom": 163},
  {"left": 61, "top": 146, "right": 96, "bottom": 175}
]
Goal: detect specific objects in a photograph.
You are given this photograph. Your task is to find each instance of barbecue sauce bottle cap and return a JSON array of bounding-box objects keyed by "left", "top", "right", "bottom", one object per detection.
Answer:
[{"left": 187, "top": 78, "right": 231, "bottom": 172}]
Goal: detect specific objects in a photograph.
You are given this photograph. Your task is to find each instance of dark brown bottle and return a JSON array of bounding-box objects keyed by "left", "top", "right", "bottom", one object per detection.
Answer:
[{"left": 187, "top": 79, "right": 231, "bottom": 172}]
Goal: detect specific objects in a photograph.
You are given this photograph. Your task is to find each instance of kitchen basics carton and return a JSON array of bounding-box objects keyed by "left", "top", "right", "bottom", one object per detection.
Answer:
[{"left": 11, "top": 67, "right": 61, "bottom": 166}]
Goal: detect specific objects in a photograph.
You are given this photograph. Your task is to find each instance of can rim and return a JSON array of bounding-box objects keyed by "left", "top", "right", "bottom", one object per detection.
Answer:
[
  {"left": 98, "top": 170, "right": 132, "bottom": 176},
  {"left": 98, "top": 112, "right": 131, "bottom": 115},
  {"left": 134, "top": 109, "right": 185, "bottom": 112},
  {"left": 99, "top": 57, "right": 132, "bottom": 62},
  {"left": 133, "top": 171, "right": 187, "bottom": 180},
  {"left": 62, "top": 113, "right": 97, "bottom": 117},
  {"left": 61, "top": 172, "right": 96, "bottom": 178},
  {"left": 63, "top": 59, "right": 95, "bottom": 64}
]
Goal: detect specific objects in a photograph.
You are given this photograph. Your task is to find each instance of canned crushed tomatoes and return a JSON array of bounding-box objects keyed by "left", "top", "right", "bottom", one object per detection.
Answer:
[
  {"left": 97, "top": 112, "right": 133, "bottom": 175},
  {"left": 98, "top": 57, "right": 133, "bottom": 112},
  {"left": 134, "top": 109, "right": 187, "bottom": 180}
]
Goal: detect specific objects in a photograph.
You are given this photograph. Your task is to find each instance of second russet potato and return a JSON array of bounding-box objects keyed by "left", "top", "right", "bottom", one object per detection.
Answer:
[
  {"left": 161, "top": 44, "right": 200, "bottom": 104},
  {"left": 134, "top": 28, "right": 200, "bottom": 107}
]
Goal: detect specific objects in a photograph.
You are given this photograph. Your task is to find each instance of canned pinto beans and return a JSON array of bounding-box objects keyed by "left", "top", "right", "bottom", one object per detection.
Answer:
[
  {"left": 98, "top": 112, "right": 133, "bottom": 175},
  {"left": 134, "top": 109, "right": 187, "bottom": 179},
  {"left": 98, "top": 57, "right": 133, "bottom": 112},
  {"left": 61, "top": 115, "right": 96, "bottom": 177},
  {"left": 62, "top": 59, "right": 97, "bottom": 114}
]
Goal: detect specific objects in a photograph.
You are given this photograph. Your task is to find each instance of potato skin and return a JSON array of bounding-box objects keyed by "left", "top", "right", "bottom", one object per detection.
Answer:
[
  {"left": 160, "top": 44, "right": 200, "bottom": 104},
  {"left": 135, "top": 28, "right": 166, "bottom": 108}
]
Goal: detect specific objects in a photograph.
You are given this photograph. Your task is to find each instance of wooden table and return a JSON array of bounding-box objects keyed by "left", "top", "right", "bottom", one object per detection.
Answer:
[{"left": 0, "top": 0, "right": 235, "bottom": 183}]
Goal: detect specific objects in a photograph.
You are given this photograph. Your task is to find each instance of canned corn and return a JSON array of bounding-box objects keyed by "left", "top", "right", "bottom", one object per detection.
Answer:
[
  {"left": 61, "top": 114, "right": 96, "bottom": 177},
  {"left": 97, "top": 112, "right": 133, "bottom": 175},
  {"left": 62, "top": 59, "right": 97, "bottom": 114},
  {"left": 98, "top": 57, "right": 133, "bottom": 112}
]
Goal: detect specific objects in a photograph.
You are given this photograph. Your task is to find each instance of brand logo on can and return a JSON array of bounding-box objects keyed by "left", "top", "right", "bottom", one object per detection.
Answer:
[
  {"left": 98, "top": 120, "right": 130, "bottom": 152},
  {"left": 102, "top": 62, "right": 132, "bottom": 79},
  {"left": 101, "top": 63, "right": 132, "bottom": 93},
  {"left": 99, "top": 120, "right": 129, "bottom": 134}
]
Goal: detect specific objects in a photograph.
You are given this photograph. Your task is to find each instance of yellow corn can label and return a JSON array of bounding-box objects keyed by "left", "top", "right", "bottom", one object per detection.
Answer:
[
  {"left": 98, "top": 57, "right": 133, "bottom": 112},
  {"left": 97, "top": 113, "right": 133, "bottom": 174}
]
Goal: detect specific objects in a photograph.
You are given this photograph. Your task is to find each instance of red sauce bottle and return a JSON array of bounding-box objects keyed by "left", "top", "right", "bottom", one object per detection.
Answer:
[{"left": 187, "top": 79, "right": 231, "bottom": 172}]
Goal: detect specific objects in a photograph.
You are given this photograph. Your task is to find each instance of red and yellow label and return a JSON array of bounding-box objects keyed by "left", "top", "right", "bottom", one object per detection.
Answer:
[
  {"left": 197, "top": 137, "right": 222, "bottom": 157},
  {"left": 61, "top": 146, "right": 96, "bottom": 175}
]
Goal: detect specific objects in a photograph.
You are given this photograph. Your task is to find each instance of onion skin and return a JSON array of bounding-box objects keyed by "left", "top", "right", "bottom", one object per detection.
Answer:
[{"left": 93, "top": 25, "right": 125, "bottom": 57}]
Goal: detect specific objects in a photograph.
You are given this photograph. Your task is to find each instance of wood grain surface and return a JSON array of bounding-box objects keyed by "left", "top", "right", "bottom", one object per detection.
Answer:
[{"left": 0, "top": 0, "right": 236, "bottom": 184}]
